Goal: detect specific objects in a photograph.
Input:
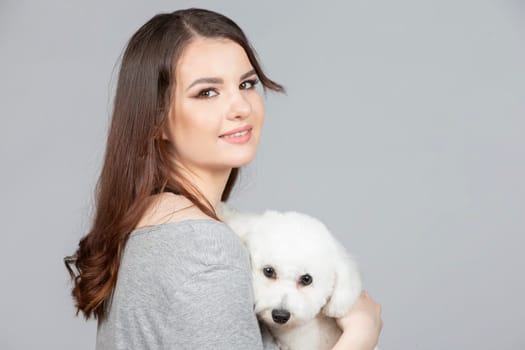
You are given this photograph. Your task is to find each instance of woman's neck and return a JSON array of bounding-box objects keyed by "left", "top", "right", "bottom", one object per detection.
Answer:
[{"left": 176, "top": 164, "right": 232, "bottom": 210}]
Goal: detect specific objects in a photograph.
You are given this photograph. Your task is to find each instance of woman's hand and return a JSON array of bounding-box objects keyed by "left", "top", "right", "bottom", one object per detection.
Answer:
[{"left": 333, "top": 290, "right": 383, "bottom": 350}]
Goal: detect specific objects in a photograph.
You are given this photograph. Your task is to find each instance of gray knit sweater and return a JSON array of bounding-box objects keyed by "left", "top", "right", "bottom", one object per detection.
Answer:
[{"left": 95, "top": 219, "right": 278, "bottom": 350}]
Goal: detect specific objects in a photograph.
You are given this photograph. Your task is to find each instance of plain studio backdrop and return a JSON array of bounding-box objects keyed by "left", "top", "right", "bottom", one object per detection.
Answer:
[{"left": 1, "top": 0, "right": 523, "bottom": 349}]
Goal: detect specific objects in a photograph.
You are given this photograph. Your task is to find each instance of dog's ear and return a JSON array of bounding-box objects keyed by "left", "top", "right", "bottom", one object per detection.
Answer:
[
  {"left": 216, "top": 202, "right": 238, "bottom": 222},
  {"left": 322, "top": 242, "right": 363, "bottom": 318},
  {"left": 217, "top": 202, "right": 260, "bottom": 239}
]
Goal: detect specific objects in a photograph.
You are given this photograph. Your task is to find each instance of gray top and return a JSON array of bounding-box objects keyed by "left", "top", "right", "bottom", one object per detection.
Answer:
[{"left": 95, "top": 219, "right": 278, "bottom": 350}]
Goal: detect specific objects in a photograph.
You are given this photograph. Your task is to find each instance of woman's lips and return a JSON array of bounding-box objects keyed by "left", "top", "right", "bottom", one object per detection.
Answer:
[
  {"left": 220, "top": 124, "right": 253, "bottom": 137},
  {"left": 219, "top": 128, "right": 252, "bottom": 144}
]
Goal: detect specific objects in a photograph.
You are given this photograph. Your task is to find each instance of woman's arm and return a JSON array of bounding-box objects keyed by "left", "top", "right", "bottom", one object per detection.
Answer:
[
  {"left": 165, "top": 264, "right": 265, "bottom": 349},
  {"left": 331, "top": 291, "right": 383, "bottom": 350},
  {"left": 96, "top": 222, "right": 268, "bottom": 350},
  {"left": 159, "top": 223, "right": 267, "bottom": 349}
]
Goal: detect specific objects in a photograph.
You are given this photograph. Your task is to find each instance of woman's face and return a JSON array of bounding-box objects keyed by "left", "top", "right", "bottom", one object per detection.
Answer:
[{"left": 166, "top": 37, "right": 265, "bottom": 173}]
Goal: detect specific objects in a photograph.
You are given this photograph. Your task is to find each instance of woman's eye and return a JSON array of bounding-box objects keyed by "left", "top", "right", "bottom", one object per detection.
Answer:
[
  {"left": 196, "top": 88, "right": 218, "bottom": 98},
  {"left": 240, "top": 78, "right": 259, "bottom": 90}
]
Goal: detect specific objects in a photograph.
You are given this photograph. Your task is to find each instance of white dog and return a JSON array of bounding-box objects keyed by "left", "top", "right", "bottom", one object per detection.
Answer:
[{"left": 218, "top": 205, "right": 378, "bottom": 350}]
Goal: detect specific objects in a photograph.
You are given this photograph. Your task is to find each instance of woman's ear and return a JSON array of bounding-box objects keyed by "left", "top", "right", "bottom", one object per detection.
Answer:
[
  {"left": 160, "top": 128, "right": 169, "bottom": 141},
  {"left": 159, "top": 117, "right": 171, "bottom": 141},
  {"left": 322, "top": 242, "right": 363, "bottom": 318}
]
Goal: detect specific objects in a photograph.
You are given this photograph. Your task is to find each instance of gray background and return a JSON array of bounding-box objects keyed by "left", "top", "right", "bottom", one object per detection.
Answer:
[{"left": 1, "top": 0, "right": 523, "bottom": 349}]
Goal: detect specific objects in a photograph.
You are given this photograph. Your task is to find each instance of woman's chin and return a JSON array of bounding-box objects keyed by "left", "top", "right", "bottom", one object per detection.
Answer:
[
  {"left": 225, "top": 152, "right": 257, "bottom": 168},
  {"left": 229, "top": 158, "right": 256, "bottom": 168}
]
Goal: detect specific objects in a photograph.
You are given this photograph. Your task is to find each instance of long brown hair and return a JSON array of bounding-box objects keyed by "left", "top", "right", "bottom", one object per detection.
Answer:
[{"left": 64, "top": 8, "right": 284, "bottom": 320}]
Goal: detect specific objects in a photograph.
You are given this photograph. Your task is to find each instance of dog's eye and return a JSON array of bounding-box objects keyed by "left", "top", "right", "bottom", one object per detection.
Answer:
[
  {"left": 263, "top": 266, "right": 276, "bottom": 279},
  {"left": 299, "top": 274, "right": 313, "bottom": 286}
]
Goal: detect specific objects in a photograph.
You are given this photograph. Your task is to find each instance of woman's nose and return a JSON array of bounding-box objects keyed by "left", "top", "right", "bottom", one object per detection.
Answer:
[{"left": 226, "top": 90, "right": 252, "bottom": 120}]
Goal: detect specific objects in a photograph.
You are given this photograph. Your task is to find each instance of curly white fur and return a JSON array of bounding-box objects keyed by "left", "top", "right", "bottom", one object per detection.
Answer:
[{"left": 217, "top": 204, "right": 379, "bottom": 350}]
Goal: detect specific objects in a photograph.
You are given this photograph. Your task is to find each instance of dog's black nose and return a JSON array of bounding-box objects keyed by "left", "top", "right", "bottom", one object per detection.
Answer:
[{"left": 272, "top": 309, "right": 291, "bottom": 324}]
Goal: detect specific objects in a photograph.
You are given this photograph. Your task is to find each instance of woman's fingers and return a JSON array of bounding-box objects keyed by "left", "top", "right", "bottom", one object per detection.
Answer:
[{"left": 335, "top": 290, "right": 383, "bottom": 349}]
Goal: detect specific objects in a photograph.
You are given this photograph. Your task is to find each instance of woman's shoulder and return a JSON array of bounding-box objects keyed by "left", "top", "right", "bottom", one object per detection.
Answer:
[
  {"left": 135, "top": 192, "right": 213, "bottom": 228},
  {"left": 126, "top": 194, "right": 250, "bottom": 273}
]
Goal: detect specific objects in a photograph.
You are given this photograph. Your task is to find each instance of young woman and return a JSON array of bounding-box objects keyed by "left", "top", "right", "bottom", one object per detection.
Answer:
[{"left": 65, "top": 8, "right": 382, "bottom": 350}]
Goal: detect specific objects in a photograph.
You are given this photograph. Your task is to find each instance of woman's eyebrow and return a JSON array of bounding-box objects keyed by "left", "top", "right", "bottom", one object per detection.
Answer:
[
  {"left": 186, "top": 77, "right": 222, "bottom": 91},
  {"left": 186, "top": 69, "right": 257, "bottom": 91},
  {"left": 239, "top": 68, "right": 256, "bottom": 81}
]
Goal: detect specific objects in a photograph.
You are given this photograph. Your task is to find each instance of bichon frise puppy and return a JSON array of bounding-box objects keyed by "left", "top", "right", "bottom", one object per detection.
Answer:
[{"left": 218, "top": 205, "right": 378, "bottom": 350}]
